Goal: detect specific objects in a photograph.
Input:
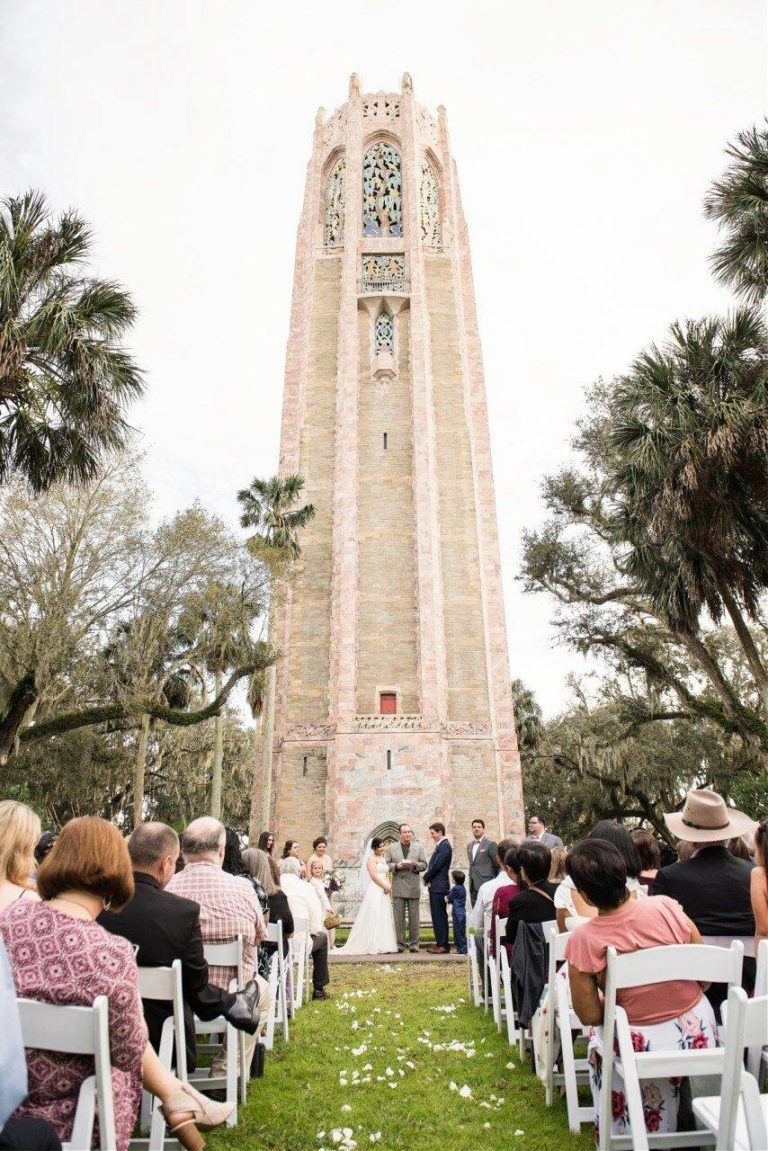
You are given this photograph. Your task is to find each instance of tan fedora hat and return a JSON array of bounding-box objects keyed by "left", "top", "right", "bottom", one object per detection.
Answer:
[{"left": 663, "top": 788, "right": 756, "bottom": 843}]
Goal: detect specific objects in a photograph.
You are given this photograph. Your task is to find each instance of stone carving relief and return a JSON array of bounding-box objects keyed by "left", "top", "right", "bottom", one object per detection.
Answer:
[
  {"left": 374, "top": 311, "right": 394, "bottom": 353},
  {"left": 441, "top": 721, "right": 493, "bottom": 738},
  {"left": 324, "top": 157, "right": 345, "bottom": 247},
  {"left": 420, "top": 160, "right": 441, "bottom": 246},
  {"left": 362, "top": 143, "right": 402, "bottom": 237},
  {"left": 361, "top": 254, "right": 405, "bottom": 293},
  {"left": 323, "top": 107, "right": 347, "bottom": 152},
  {"left": 416, "top": 105, "right": 441, "bottom": 150},
  {"left": 362, "top": 93, "right": 400, "bottom": 120},
  {"left": 343, "top": 714, "right": 423, "bottom": 732},
  {"left": 281, "top": 723, "right": 334, "bottom": 743}
]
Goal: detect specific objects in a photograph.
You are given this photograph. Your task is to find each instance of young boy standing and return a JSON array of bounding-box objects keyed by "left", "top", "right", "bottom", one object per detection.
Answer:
[{"left": 446, "top": 869, "right": 467, "bottom": 955}]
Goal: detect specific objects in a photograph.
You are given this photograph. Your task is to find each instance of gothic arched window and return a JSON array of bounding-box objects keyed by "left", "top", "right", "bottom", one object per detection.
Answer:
[
  {"left": 324, "top": 157, "right": 346, "bottom": 246},
  {"left": 362, "top": 142, "right": 402, "bottom": 238},
  {"left": 375, "top": 311, "right": 394, "bottom": 353},
  {"left": 420, "top": 160, "right": 441, "bottom": 246}
]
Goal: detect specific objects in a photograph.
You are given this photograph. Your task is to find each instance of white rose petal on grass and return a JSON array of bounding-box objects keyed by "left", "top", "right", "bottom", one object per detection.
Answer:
[
  {"left": 505, "top": 1060, "right": 515, "bottom": 1069},
  {"left": 385, "top": 1067, "right": 394, "bottom": 1077},
  {"left": 514, "top": 1131, "right": 525, "bottom": 1137},
  {"left": 341, "top": 1105, "right": 352, "bottom": 1113},
  {"left": 405, "top": 1060, "right": 415, "bottom": 1069},
  {"left": 449, "top": 1081, "right": 458, "bottom": 1092},
  {"left": 459, "top": 1085, "right": 472, "bottom": 1099},
  {"left": 483, "top": 1123, "right": 491, "bottom": 1130}
]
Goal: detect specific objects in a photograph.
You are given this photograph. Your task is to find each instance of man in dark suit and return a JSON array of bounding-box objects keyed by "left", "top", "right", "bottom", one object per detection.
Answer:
[
  {"left": 466, "top": 818, "right": 499, "bottom": 904},
  {"left": 653, "top": 788, "right": 756, "bottom": 1014},
  {"left": 99, "top": 822, "right": 260, "bottom": 1071},
  {"left": 424, "top": 822, "right": 453, "bottom": 953}
]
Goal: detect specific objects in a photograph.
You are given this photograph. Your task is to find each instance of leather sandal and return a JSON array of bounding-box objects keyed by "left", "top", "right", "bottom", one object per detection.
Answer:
[{"left": 161, "top": 1084, "right": 235, "bottom": 1149}]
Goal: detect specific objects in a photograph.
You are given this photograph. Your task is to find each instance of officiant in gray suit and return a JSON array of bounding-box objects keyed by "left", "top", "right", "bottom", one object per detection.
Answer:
[{"left": 386, "top": 823, "right": 427, "bottom": 953}]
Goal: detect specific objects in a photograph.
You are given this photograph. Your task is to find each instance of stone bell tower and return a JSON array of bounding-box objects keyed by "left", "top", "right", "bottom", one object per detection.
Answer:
[{"left": 256, "top": 74, "right": 523, "bottom": 881}]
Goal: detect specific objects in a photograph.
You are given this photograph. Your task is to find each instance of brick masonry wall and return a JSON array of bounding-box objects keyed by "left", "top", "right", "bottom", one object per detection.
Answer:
[
  {"left": 425, "top": 255, "right": 490, "bottom": 723},
  {"left": 356, "top": 307, "right": 419, "bottom": 714}
]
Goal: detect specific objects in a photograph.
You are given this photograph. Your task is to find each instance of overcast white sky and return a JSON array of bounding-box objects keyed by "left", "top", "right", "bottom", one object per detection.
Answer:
[{"left": 1, "top": 1, "right": 766, "bottom": 716}]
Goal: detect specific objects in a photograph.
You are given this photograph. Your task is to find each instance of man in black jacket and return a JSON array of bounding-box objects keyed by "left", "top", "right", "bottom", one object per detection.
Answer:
[
  {"left": 100, "top": 822, "right": 260, "bottom": 1071},
  {"left": 653, "top": 789, "right": 756, "bottom": 1013},
  {"left": 424, "top": 822, "right": 453, "bottom": 953}
]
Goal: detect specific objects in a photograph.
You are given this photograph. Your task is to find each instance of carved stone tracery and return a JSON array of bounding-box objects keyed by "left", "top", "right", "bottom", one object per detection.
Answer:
[
  {"left": 374, "top": 311, "right": 394, "bottom": 353},
  {"left": 362, "top": 93, "right": 400, "bottom": 121},
  {"left": 362, "top": 142, "right": 402, "bottom": 237},
  {"left": 361, "top": 253, "right": 405, "bottom": 293},
  {"left": 420, "top": 160, "right": 441, "bottom": 246},
  {"left": 324, "top": 157, "right": 345, "bottom": 246}
]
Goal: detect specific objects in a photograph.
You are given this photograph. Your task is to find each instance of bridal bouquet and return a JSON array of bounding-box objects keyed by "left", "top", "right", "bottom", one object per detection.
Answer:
[{"left": 325, "top": 868, "right": 344, "bottom": 896}]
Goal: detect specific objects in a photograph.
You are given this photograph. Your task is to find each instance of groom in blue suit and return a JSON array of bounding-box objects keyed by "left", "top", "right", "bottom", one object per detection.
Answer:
[{"left": 424, "top": 822, "right": 453, "bottom": 953}]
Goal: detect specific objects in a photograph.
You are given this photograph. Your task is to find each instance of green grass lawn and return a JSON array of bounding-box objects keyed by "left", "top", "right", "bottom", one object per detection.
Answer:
[{"left": 206, "top": 962, "right": 594, "bottom": 1151}]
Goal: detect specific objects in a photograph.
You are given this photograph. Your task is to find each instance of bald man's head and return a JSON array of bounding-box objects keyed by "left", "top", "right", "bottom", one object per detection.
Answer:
[{"left": 181, "top": 817, "right": 226, "bottom": 860}]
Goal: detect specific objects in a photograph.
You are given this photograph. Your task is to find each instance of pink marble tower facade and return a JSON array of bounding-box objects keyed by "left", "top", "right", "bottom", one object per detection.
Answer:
[{"left": 259, "top": 74, "right": 523, "bottom": 879}]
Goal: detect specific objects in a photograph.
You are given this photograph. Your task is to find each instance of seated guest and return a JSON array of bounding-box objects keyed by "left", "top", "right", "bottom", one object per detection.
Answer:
[
  {"left": 279, "top": 857, "right": 331, "bottom": 1000},
  {"left": 653, "top": 788, "right": 756, "bottom": 1010},
  {"left": 490, "top": 845, "right": 522, "bottom": 958},
  {"left": 468, "top": 837, "right": 518, "bottom": 936},
  {"left": 0, "top": 817, "right": 231, "bottom": 1151},
  {"left": 728, "top": 835, "right": 752, "bottom": 861},
  {"left": 556, "top": 820, "right": 645, "bottom": 931},
  {"left": 0, "top": 801, "right": 41, "bottom": 913},
  {"left": 241, "top": 848, "right": 293, "bottom": 981},
  {"left": 564, "top": 839, "right": 716, "bottom": 1144},
  {"left": 281, "top": 838, "right": 306, "bottom": 877},
  {"left": 222, "top": 827, "right": 246, "bottom": 876},
  {"left": 630, "top": 828, "right": 661, "bottom": 892},
  {"left": 502, "top": 842, "right": 558, "bottom": 950},
  {"left": 99, "top": 822, "right": 261, "bottom": 1072},
  {"left": 750, "top": 819, "right": 767, "bottom": 958},
  {"left": 167, "top": 817, "right": 273, "bottom": 1074},
  {"left": 548, "top": 847, "right": 567, "bottom": 883}
]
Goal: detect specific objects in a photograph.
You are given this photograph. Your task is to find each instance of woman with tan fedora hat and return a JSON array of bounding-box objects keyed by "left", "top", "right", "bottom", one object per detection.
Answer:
[{"left": 654, "top": 788, "right": 757, "bottom": 1015}]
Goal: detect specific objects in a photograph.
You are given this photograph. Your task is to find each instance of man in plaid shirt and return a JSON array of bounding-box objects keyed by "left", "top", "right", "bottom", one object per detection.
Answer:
[{"left": 168, "top": 817, "right": 273, "bottom": 1069}]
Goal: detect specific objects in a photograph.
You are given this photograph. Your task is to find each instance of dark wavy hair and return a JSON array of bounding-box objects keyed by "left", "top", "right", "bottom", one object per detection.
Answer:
[
  {"left": 370, "top": 837, "right": 385, "bottom": 852},
  {"left": 222, "top": 827, "right": 245, "bottom": 876},
  {"left": 589, "top": 820, "right": 641, "bottom": 879},
  {"left": 566, "top": 839, "right": 629, "bottom": 911}
]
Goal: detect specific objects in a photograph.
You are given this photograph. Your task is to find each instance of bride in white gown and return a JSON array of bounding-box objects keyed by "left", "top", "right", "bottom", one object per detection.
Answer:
[{"left": 337, "top": 837, "right": 398, "bottom": 955}]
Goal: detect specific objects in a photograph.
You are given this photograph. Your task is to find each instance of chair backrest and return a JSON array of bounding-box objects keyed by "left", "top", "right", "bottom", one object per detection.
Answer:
[
  {"left": 17, "top": 996, "right": 116, "bottom": 1151},
  {"left": 702, "top": 934, "right": 756, "bottom": 959},
  {"left": 564, "top": 915, "right": 590, "bottom": 932},
  {"left": 203, "top": 935, "right": 243, "bottom": 987},
  {"left": 606, "top": 940, "right": 743, "bottom": 997},
  {"left": 756, "top": 937, "right": 767, "bottom": 998},
  {"left": 292, "top": 915, "right": 309, "bottom": 939},
  {"left": 138, "top": 960, "right": 187, "bottom": 1081},
  {"left": 266, "top": 920, "right": 283, "bottom": 947},
  {"left": 716, "top": 987, "right": 768, "bottom": 1150},
  {"left": 494, "top": 915, "right": 507, "bottom": 957}
]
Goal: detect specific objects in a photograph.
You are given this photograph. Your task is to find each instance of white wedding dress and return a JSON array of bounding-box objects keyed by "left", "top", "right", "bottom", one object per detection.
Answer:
[{"left": 337, "top": 856, "right": 398, "bottom": 955}]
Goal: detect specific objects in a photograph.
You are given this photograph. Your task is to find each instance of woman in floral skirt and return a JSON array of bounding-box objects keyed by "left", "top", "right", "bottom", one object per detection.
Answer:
[{"left": 564, "top": 839, "right": 717, "bottom": 1143}]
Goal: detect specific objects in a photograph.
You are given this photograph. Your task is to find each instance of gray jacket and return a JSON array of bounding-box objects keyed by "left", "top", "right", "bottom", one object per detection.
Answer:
[
  {"left": 467, "top": 836, "right": 499, "bottom": 895},
  {"left": 386, "top": 840, "right": 427, "bottom": 899}
]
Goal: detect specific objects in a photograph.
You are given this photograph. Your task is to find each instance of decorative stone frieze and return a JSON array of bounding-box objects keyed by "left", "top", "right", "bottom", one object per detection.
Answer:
[
  {"left": 362, "top": 92, "right": 400, "bottom": 120},
  {"left": 281, "top": 723, "right": 335, "bottom": 742},
  {"left": 441, "top": 721, "right": 493, "bottom": 738}
]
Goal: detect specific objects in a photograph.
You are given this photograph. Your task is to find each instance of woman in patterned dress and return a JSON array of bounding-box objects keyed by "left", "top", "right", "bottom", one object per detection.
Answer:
[
  {"left": 0, "top": 815, "right": 233, "bottom": 1151},
  {"left": 564, "top": 839, "right": 717, "bottom": 1144}
]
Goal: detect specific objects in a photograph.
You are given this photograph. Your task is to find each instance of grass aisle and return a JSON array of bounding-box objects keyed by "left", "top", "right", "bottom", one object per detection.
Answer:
[{"left": 207, "top": 963, "right": 594, "bottom": 1151}]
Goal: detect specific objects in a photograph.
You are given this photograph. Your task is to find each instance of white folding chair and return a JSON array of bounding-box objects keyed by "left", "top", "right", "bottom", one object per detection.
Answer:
[
  {"left": 490, "top": 915, "right": 506, "bottom": 1032},
  {"left": 693, "top": 987, "right": 768, "bottom": 1151},
  {"left": 290, "top": 916, "right": 310, "bottom": 1010},
  {"left": 188, "top": 937, "right": 246, "bottom": 1124},
  {"left": 542, "top": 923, "right": 592, "bottom": 1131},
  {"left": 17, "top": 996, "right": 116, "bottom": 1151},
  {"left": 754, "top": 939, "right": 768, "bottom": 1089},
  {"left": 498, "top": 945, "right": 521, "bottom": 1046},
  {"left": 137, "top": 961, "right": 187, "bottom": 1149},
  {"left": 262, "top": 921, "right": 289, "bottom": 1050},
  {"left": 468, "top": 936, "right": 483, "bottom": 1008},
  {"left": 598, "top": 940, "right": 744, "bottom": 1151}
]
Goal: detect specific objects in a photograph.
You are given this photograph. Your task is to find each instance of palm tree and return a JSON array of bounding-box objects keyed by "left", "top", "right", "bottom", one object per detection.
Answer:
[
  {"left": 237, "top": 474, "right": 315, "bottom": 557},
  {"left": 237, "top": 473, "right": 314, "bottom": 836},
  {"left": 607, "top": 308, "right": 768, "bottom": 704},
  {"left": 705, "top": 123, "right": 768, "bottom": 305},
  {"left": 0, "top": 191, "right": 144, "bottom": 492},
  {"left": 511, "top": 678, "right": 543, "bottom": 750}
]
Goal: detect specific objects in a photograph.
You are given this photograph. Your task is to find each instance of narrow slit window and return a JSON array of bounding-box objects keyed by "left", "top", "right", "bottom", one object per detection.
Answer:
[
  {"left": 383, "top": 432, "right": 388, "bottom": 450},
  {"left": 302, "top": 755, "right": 308, "bottom": 777},
  {"left": 386, "top": 749, "right": 392, "bottom": 771},
  {"left": 380, "top": 692, "right": 397, "bottom": 714}
]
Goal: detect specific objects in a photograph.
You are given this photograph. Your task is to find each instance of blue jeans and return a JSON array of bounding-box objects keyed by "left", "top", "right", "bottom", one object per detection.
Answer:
[{"left": 452, "top": 907, "right": 467, "bottom": 953}]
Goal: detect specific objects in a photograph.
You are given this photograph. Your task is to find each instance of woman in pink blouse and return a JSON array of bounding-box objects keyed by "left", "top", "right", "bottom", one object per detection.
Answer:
[
  {"left": 564, "top": 839, "right": 717, "bottom": 1145},
  {"left": 0, "top": 816, "right": 232, "bottom": 1151}
]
